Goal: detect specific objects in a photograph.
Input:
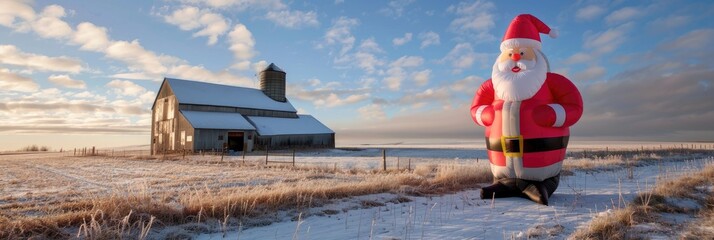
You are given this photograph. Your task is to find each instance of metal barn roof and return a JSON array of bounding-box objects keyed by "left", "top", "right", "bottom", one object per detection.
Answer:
[
  {"left": 181, "top": 110, "right": 256, "bottom": 130},
  {"left": 247, "top": 115, "right": 334, "bottom": 136},
  {"left": 165, "top": 78, "right": 297, "bottom": 112}
]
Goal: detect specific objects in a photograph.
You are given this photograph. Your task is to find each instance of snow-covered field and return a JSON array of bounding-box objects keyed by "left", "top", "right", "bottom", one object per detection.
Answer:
[
  {"left": 195, "top": 156, "right": 713, "bottom": 240},
  {"left": 1, "top": 142, "right": 713, "bottom": 239}
]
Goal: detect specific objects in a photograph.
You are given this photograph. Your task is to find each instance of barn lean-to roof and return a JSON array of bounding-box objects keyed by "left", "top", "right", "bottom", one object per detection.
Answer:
[
  {"left": 180, "top": 110, "right": 256, "bottom": 130},
  {"left": 247, "top": 115, "right": 334, "bottom": 136},
  {"left": 164, "top": 78, "right": 297, "bottom": 113}
]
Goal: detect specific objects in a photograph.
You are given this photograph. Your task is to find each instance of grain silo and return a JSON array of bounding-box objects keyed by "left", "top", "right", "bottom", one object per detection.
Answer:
[{"left": 259, "top": 63, "right": 286, "bottom": 102}]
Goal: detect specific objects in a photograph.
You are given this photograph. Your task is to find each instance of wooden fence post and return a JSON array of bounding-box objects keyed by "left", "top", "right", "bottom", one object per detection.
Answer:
[
  {"left": 292, "top": 149, "right": 296, "bottom": 167},
  {"left": 408, "top": 158, "right": 411, "bottom": 171},
  {"left": 265, "top": 147, "right": 269, "bottom": 165},
  {"left": 382, "top": 149, "right": 386, "bottom": 171},
  {"left": 220, "top": 147, "right": 225, "bottom": 162},
  {"left": 242, "top": 143, "right": 247, "bottom": 164},
  {"left": 397, "top": 157, "right": 400, "bottom": 170}
]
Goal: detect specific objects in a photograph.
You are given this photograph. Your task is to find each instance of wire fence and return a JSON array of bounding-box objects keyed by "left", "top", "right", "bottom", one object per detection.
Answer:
[{"left": 50, "top": 143, "right": 714, "bottom": 173}]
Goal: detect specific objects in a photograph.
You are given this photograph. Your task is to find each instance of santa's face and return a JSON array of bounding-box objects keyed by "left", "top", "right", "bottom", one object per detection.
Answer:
[
  {"left": 491, "top": 46, "right": 548, "bottom": 101},
  {"left": 497, "top": 47, "right": 537, "bottom": 73}
]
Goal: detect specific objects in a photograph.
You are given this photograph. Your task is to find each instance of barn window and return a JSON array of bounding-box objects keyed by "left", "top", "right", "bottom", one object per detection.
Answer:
[{"left": 218, "top": 135, "right": 224, "bottom": 140}]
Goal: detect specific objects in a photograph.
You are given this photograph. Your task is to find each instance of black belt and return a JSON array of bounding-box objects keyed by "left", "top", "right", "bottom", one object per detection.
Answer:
[{"left": 486, "top": 136, "right": 569, "bottom": 154}]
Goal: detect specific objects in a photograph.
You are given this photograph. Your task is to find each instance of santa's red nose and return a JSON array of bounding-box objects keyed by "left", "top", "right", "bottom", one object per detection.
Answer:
[{"left": 511, "top": 53, "right": 521, "bottom": 61}]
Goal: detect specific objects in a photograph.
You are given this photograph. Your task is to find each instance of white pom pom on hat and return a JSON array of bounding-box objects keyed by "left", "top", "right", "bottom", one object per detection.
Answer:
[{"left": 500, "top": 14, "right": 558, "bottom": 51}]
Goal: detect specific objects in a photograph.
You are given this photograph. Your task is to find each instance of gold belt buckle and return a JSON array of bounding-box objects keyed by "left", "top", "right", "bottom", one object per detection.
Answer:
[{"left": 501, "top": 135, "right": 524, "bottom": 157}]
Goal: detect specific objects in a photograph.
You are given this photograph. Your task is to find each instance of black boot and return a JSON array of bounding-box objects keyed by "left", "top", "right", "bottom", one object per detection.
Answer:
[
  {"left": 480, "top": 181, "right": 519, "bottom": 199},
  {"left": 522, "top": 183, "right": 549, "bottom": 205}
]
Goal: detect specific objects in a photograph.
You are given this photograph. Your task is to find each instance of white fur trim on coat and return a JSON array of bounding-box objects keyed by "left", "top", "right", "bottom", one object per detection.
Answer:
[
  {"left": 547, "top": 104, "right": 566, "bottom": 127},
  {"left": 500, "top": 38, "right": 542, "bottom": 51},
  {"left": 474, "top": 105, "right": 488, "bottom": 126}
]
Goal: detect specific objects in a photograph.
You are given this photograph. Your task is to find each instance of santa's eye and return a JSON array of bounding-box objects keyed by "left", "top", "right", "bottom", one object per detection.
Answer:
[
  {"left": 508, "top": 53, "right": 512, "bottom": 57},
  {"left": 520, "top": 51, "right": 525, "bottom": 55}
]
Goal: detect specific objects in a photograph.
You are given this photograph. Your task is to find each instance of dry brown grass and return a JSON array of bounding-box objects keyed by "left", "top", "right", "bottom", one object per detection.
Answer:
[
  {"left": 570, "top": 163, "right": 714, "bottom": 239},
  {"left": 0, "top": 153, "right": 492, "bottom": 238}
]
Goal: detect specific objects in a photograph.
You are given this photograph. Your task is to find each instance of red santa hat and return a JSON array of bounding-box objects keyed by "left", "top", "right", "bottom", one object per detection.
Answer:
[{"left": 500, "top": 14, "right": 558, "bottom": 52}]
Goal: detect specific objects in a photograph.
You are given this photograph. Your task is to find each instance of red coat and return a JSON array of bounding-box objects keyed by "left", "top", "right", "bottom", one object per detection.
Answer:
[{"left": 471, "top": 73, "right": 583, "bottom": 181}]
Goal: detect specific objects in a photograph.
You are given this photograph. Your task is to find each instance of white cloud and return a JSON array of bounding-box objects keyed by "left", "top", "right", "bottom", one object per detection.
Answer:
[
  {"left": 228, "top": 23, "right": 256, "bottom": 61},
  {"left": 450, "top": 75, "right": 484, "bottom": 93},
  {"left": 177, "top": 0, "right": 287, "bottom": 10},
  {"left": 163, "top": 6, "right": 230, "bottom": 45},
  {"left": 106, "top": 79, "right": 147, "bottom": 97},
  {"left": 167, "top": 64, "right": 253, "bottom": 86},
  {"left": 109, "top": 72, "right": 157, "bottom": 81},
  {"left": 358, "top": 103, "right": 386, "bottom": 120},
  {"left": 397, "top": 87, "right": 451, "bottom": 108},
  {"left": 448, "top": 0, "right": 496, "bottom": 39},
  {"left": 392, "top": 33, "right": 412, "bottom": 46},
  {"left": 441, "top": 43, "right": 488, "bottom": 73},
  {"left": 314, "top": 93, "right": 370, "bottom": 108},
  {"left": 383, "top": 56, "right": 424, "bottom": 90},
  {"left": 265, "top": 10, "right": 319, "bottom": 28},
  {"left": 411, "top": 69, "right": 430, "bottom": 86},
  {"left": 359, "top": 38, "right": 383, "bottom": 53},
  {"left": 71, "top": 22, "right": 111, "bottom": 51},
  {"left": 0, "top": 0, "right": 36, "bottom": 28},
  {"left": 0, "top": 45, "right": 84, "bottom": 73},
  {"left": 379, "top": 0, "right": 415, "bottom": 18},
  {"left": 0, "top": 69, "right": 39, "bottom": 92},
  {"left": 391, "top": 56, "right": 423, "bottom": 68},
  {"left": 48, "top": 74, "right": 86, "bottom": 89},
  {"left": 6, "top": 1, "right": 243, "bottom": 87},
  {"left": 575, "top": 5, "right": 605, "bottom": 21},
  {"left": 324, "top": 16, "right": 359, "bottom": 57},
  {"left": 605, "top": 7, "right": 642, "bottom": 24},
  {"left": 419, "top": 31, "right": 440, "bottom": 49},
  {"left": 384, "top": 66, "right": 405, "bottom": 91},
  {"left": 649, "top": 15, "right": 690, "bottom": 31},
  {"left": 573, "top": 65, "right": 606, "bottom": 81},
  {"left": 660, "top": 28, "right": 714, "bottom": 51},
  {"left": 353, "top": 38, "right": 385, "bottom": 74},
  {"left": 354, "top": 52, "right": 384, "bottom": 74},
  {"left": 30, "top": 5, "right": 73, "bottom": 39},
  {"left": 308, "top": 78, "right": 321, "bottom": 87},
  {"left": 564, "top": 52, "right": 592, "bottom": 65},
  {"left": 105, "top": 40, "right": 168, "bottom": 75},
  {"left": 251, "top": 60, "right": 268, "bottom": 74},
  {"left": 584, "top": 23, "right": 633, "bottom": 54}
]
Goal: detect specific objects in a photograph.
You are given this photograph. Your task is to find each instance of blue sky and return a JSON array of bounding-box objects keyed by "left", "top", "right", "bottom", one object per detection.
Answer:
[{"left": 1, "top": 0, "right": 713, "bottom": 150}]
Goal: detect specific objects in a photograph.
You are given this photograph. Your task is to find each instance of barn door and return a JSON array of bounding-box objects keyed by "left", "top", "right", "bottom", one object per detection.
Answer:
[{"left": 227, "top": 132, "right": 244, "bottom": 151}]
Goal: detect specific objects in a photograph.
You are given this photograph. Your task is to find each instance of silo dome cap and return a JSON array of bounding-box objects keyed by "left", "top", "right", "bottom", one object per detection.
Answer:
[{"left": 263, "top": 63, "right": 285, "bottom": 73}]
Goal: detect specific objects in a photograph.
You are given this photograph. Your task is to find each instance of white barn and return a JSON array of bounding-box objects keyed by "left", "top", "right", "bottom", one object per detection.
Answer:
[{"left": 150, "top": 63, "right": 335, "bottom": 154}]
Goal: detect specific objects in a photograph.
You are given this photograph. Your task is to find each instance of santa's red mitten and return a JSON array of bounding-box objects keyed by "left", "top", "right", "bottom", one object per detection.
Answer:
[
  {"left": 533, "top": 105, "right": 557, "bottom": 127},
  {"left": 472, "top": 105, "right": 495, "bottom": 126}
]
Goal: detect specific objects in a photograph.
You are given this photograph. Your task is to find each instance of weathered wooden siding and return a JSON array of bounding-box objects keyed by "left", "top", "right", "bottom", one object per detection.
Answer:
[
  {"left": 179, "top": 104, "right": 297, "bottom": 118},
  {"left": 176, "top": 112, "right": 194, "bottom": 152},
  {"left": 152, "top": 81, "right": 179, "bottom": 154},
  {"left": 254, "top": 133, "right": 335, "bottom": 150},
  {"left": 193, "top": 129, "right": 255, "bottom": 152}
]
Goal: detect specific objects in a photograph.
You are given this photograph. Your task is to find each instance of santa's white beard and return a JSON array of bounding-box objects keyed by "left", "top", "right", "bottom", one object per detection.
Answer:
[{"left": 491, "top": 52, "right": 548, "bottom": 101}]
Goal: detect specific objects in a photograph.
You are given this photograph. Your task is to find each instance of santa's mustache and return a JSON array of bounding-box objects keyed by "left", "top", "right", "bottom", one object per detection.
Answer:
[{"left": 497, "top": 59, "right": 536, "bottom": 72}]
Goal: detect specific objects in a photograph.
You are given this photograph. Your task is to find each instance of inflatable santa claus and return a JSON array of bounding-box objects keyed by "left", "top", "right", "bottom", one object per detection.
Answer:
[{"left": 470, "top": 14, "right": 583, "bottom": 205}]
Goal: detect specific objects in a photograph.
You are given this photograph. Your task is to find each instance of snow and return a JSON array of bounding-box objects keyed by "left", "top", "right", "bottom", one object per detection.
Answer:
[
  {"left": 166, "top": 78, "right": 297, "bottom": 112},
  {"left": 195, "top": 158, "right": 713, "bottom": 240},
  {"left": 248, "top": 115, "right": 334, "bottom": 136},
  {"left": 181, "top": 110, "right": 255, "bottom": 130}
]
